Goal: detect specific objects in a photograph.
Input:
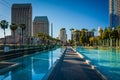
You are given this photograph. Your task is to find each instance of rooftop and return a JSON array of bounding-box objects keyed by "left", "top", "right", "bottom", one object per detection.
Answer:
[
  {"left": 12, "top": 3, "right": 32, "bottom": 8},
  {"left": 34, "top": 16, "right": 49, "bottom": 22}
]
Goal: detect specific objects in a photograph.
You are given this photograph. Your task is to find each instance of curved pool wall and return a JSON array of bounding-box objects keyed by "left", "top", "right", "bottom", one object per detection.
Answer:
[
  {"left": 0, "top": 48, "right": 65, "bottom": 80},
  {"left": 75, "top": 47, "right": 120, "bottom": 80}
]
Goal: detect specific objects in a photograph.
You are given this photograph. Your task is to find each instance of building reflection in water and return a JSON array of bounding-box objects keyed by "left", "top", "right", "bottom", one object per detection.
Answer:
[
  {"left": 32, "top": 52, "right": 49, "bottom": 79},
  {"left": 51, "top": 50, "right": 53, "bottom": 66},
  {"left": 0, "top": 49, "right": 62, "bottom": 80},
  {"left": 11, "top": 57, "right": 32, "bottom": 80}
]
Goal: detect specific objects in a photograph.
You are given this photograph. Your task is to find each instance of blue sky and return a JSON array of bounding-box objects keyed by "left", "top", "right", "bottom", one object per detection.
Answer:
[{"left": 0, "top": 0, "right": 109, "bottom": 39}]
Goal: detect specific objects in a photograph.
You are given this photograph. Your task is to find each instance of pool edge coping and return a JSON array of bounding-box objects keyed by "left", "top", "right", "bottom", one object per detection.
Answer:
[
  {"left": 41, "top": 48, "right": 67, "bottom": 80},
  {"left": 0, "top": 62, "right": 21, "bottom": 75},
  {"left": 72, "top": 47, "right": 108, "bottom": 80}
]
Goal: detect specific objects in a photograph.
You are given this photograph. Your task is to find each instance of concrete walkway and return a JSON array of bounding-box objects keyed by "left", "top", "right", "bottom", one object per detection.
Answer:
[{"left": 48, "top": 47, "right": 105, "bottom": 80}]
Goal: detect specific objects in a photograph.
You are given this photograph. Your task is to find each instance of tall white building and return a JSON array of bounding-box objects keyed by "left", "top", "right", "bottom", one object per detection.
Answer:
[
  {"left": 98, "top": 27, "right": 103, "bottom": 37},
  {"left": 59, "top": 28, "right": 67, "bottom": 45}
]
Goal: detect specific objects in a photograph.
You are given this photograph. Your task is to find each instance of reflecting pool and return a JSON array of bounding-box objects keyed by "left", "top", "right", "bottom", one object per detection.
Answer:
[
  {"left": 75, "top": 47, "right": 120, "bottom": 80},
  {"left": 0, "top": 48, "right": 64, "bottom": 80}
]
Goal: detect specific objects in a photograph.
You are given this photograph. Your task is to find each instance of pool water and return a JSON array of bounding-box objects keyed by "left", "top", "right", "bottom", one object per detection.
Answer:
[
  {"left": 0, "top": 48, "right": 64, "bottom": 80},
  {"left": 75, "top": 47, "right": 120, "bottom": 80}
]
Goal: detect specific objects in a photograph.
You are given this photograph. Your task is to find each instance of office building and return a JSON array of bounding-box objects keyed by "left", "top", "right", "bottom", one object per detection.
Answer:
[
  {"left": 11, "top": 4, "right": 32, "bottom": 43},
  {"left": 33, "top": 16, "right": 49, "bottom": 36}
]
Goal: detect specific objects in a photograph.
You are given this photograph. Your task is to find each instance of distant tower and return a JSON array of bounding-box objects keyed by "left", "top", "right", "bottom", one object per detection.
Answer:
[
  {"left": 98, "top": 27, "right": 103, "bottom": 37},
  {"left": 51, "top": 23, "right": 53, "bottom": 38},
  {"left": 109, "top": 0, "right": 120, "bottom": 28},
  {"left": 11, "top": 4, "right": 32, "bottom": 37},
  {"left": 33, "top": 16, "right": 49, "bottom": 36},
  {"left": 60, "top": 28, "right": 67, "bottom": 45}
]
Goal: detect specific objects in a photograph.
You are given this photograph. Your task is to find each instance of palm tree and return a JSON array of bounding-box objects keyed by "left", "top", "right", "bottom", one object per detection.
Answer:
[
  {"left": 70, "top": 28, "right": 74, "bottom": 31},
  {"left": 0, "top": 20, "right": 8, "bottom": 45},
  {"left": 60, "top": 28, "right": 65, "bottom": 31},
  {"left": 111, "top": 29, "right": 118, "bottom": 39},
  {"left": 19, "top": 24, "right": 26, "bottom": 44},
  {"left": 10, "top": 23, "right": 17, "bottom": 45},
  {"left": 37, "top": 33, "right": 44, "bottom": 44},
  {"left": 117, "top": 26, "right": 120, "bottom": 39},
  {"left": 37, "top": 33, "right": 51, "bottom": 45},
  {"left": 107, "top": 27, "right": 112, "bottom": 39},
  {"left": 102, "top": 28, "right": 109, "bottom": 39},
  {"left": 98, "top": 28, "right": 103, "bottom": 46},
  {"left": 80, "top": 31, "right": 86, "bottom": 46},
  {"left": 91, "top": 28, "right": 96, "bottom": 32},
  {"left": 81, "top": 28, "right": 88, "bottom": 32},
  {"left": 10, "top": 23, "right": 17, "bottom": 51}
]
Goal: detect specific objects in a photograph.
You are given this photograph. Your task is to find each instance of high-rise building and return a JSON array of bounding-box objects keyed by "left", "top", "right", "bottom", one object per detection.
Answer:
[
  {"left": 109, "top": 0, "right": 120, "bottom": 28},
  {"left": 59, "top": 28, "right": 67, "bottom": 45},
  {"left": 98, "top": 27, "right": 103, "bottom": 37},
  {"left": 11, "top": 4, "right": 32, "bottom": 39},
  {"left": 33, "top": 16, "right": 49, "bottom": 36}
]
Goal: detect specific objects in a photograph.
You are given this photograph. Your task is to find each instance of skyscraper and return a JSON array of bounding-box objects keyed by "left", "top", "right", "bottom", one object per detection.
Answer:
[
  {"left": 98, "top": 27, "right": 103, "bottom": 37},
  {"left": 109, "top": 0, "right": 120, "bottom": 28},
  {"left": 59, "top": 28, "right": 67, "bottom": 45},
  {"left": 11, "top": 4, "right": 32, "bottom": 38},
  {"left": 33, "top": 16, "right": 49, "bottom": 36}
]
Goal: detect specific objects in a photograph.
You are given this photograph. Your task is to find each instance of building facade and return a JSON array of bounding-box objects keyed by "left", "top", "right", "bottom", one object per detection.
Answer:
[
  {"left": 59, "top": 28, "right": 67, "bottom": 45},
  {"left": 33, "top": 16, "right": 49, "bottom": 36},
  {"left": 11, "top": 4, "right": 32, "bottom": 43},
  {"left": 98, "top": 27, "right": 103, "bottom": 37},
  {"left": 110, "top": 0, "right": 120, "bottom": 28}
]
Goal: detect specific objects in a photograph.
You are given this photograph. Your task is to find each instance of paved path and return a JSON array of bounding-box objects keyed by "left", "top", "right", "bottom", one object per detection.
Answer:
[{"left": 48, "top": 47, "right": 105, "bottom": 80}]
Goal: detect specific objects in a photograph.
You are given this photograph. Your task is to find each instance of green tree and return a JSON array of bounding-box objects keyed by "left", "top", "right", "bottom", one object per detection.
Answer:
[
  {"left": 89, "top": 37, "right": 94, "bottom": 46},
  {"left": 0, "top": 20, "right": 8, "bottom": 45},
  {"left": 60, "top": 28, "right": 65, "bottom": 30},
  {"left": 102, "top": 27, "right": 112, "bottom": 46},
  {"left": 107, "top": 27, "right": 112, "bottom": 38},
  {"left": 91, "top": 28, "right": 96, "bottom": 32},
  {"left": 89, "top": 37, "right": 98, "bottom": 46},
  {"left": 91, "top": 28, "right": 96, "bottom": 37},
  {"left": 81, "top": 28, "right": 88, "bottom": 32},
  {"left": 37, "top": 33, "right": 44, "bottom": 44},
  {"left": 80, "top": 31, "right": 86, "bottom": 46},
  {"left": 20, "top": 24, "right": 26, "bottom": 44},
  {"left": 43, "top": 34, "right": 49, "bottom": 45},
  {"left": 37, "top": 33, "right": 50, "bottom": 45},
  {"left": 10, "top": 23, "right": 17, "bottom": 44},
  {"left": 117, "top": 26, "right": 120, "bottom": 39},
  {"left": 102, "top": 28, "right": 110, "bottom": 39},
  {"left": 70, "top": 28, "right": 74, "bottom": 31},
  {"left": 110, "top": 29, "right": 118, "bottom": 39}
]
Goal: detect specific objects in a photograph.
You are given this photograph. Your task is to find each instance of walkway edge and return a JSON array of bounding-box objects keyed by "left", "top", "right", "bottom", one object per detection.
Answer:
[
  {"left": 42, "top": 48, "right": 67, "bottom": 80},
  {"left": 0, "top": 62, "right": 20, "bottom": 75},
  {"left": 72, "top": 47, "right": 108, "bottom": 80}
]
